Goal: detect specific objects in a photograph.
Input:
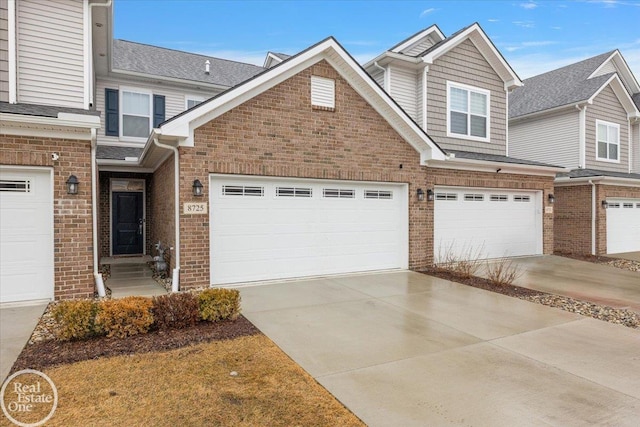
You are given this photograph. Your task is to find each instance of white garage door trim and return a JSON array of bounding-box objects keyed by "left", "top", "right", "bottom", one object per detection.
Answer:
[
  {"left": 606, "top": 198, "right": 640, "bottom": 254},
  {"left": 434, "top": 186, "right": 543, "bottom": 262},
  {"left": 0, "top": 166, "right": 54, "bottom": 304},
  {"left": 209, "top": 174, "right": 408, "bottom": 285}
]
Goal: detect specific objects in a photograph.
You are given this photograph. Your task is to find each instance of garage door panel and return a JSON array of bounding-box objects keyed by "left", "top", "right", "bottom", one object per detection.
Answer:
[
  {"left": 0, "top": 168, "right": 54, "bottom": 303},
  {"left": 210, "top": 176, "right": 407, "bottom": 284},
  {"left": 606, "top": 199, "right": 640, "bottom": 254},
  {"left": 434, "top": 187, "right": 542, "bottom": 261}
]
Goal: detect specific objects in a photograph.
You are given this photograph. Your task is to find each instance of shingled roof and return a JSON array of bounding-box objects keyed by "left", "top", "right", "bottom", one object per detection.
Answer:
[
  {"left": 112, "top": 40, "right": 266, "bottom": 88},
  {"left": 0, "top": 101, "right": 99, "bottom": 118},
  {"left": 509, "top": 51, "right": 616, "bottom": 118}
]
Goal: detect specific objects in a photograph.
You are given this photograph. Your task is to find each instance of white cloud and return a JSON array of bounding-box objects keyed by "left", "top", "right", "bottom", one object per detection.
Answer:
[
  {"left": 503, "top": 40, "right": 558, "bottom": 52},
  {"left": 513, "top": 20, "right": 535, "bottom": 28},
  {"left": 508, "top": 53, "right": 591, "bottom": 78},
  {"left": 420, "top": 8, "right": 437, "bottom": 17},
  {"left": 520, "top": 1, "right": 538, "bottom": 9},
  {"left": 487, "top": 18, "right": 500, "bottom": 22},
  {"left": 551, "top": 26, "right": 562, "bottom": 30}
]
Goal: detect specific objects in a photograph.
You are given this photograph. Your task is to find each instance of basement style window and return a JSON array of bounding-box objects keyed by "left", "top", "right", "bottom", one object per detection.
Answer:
[
  {"left": 323, "top": 188, "right": 354, "bottom": 198},
  {"left": 596, "top": 120, "right": 620, "bottom": 162},
  {"left": 222, "top": 185, "right": 264, "bottom": 196},
  {"left": 276, "top": 187, "right": 312, "bottom": 197},
  {"left": 464, "top": 194, "right": 484, "bottom": 201},
  {"left": 311, "top": 76, "right": 335, "bottom": 109},
  {"left": 436, "top": 193, "right": 457, "bottom": 201},
  {"left": 364, "top": 190, "right": 393, "bottom": 199},
  {"left": 490, "top": 195, "right": 508, "bottom": 202},
  {"left": 513, "top": 195, "right": 531, "bottom": 202},
  {"left": 0, "top": 179, "right": 31, "bottom": 193}
]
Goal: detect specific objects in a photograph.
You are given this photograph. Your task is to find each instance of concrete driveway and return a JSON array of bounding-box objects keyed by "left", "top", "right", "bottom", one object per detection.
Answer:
[
  {"left": 497, "top": 255, "right": 640, "bottom": 312},
  {"left": 240, "top": 271, "right": 640, "bottom": 426}
]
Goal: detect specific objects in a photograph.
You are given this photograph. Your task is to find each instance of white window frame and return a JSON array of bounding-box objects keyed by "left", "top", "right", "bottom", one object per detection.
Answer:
[
  {"left": 185, "top": 95, "right": 206, "bottom": 110},
  {"left": 595, "top": 119, "right": 620, "bottom": 163},
  {"left": 119, "top": 87, "right": 153, "bottom": 142},
  {"left": 446, "top": 81, "right": 490, "bottom": 142}
]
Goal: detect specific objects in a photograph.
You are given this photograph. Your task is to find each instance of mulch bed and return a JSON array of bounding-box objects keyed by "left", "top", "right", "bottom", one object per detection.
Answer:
[
  {"left": 10, "top": 316, "right": 260, "bottom": 375},
  {"left": 420, "top": 267, "right": 546, "bottom": 299}
]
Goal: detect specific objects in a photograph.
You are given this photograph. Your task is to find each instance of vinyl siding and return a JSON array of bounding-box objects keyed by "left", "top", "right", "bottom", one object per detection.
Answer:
[
  {"left": 426, "top": 39, "right": 507, "bottom": 155},
  {"left": 585, "top": 85, "right": 629, "bottom": 172},
  {"left": 591, "top": 60, "right": 616, "bottom": 78},
  {"left": 401, "top": 36, "right": 435, "bottom": 56},
  {"left": 0, "top": 0, "right": 7, "bottom": 102},
  {"left": 389, "top": 65, "right": 417, "bottom": 121},
  {"left": 95, "top": 76, "right": 220, "bottom": 144},
  {"left": 416, "top": 71, "right": 424, "bottom": 128},
  {"left": 509, "top": 109, "right": 580, "bottom": 168},
  {"left": 632, "top": 122, "right": 639, "bottom": 173},
  {"left": 16, "top": 0, "right": 85, "bottom": 108},
  {"left": 369, "top": 68, "right": 384, "bottom": 89}
]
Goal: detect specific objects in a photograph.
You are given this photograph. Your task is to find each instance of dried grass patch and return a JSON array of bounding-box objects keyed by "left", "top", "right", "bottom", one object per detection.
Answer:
[{"left": 31, "top": 335, "right": 364, "bottom": 427}]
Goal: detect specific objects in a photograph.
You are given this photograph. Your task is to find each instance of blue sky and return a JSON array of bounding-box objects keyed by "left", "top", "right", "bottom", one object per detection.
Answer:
[{"left": 114, "top": 0, "right": 640, "bottom": 79}]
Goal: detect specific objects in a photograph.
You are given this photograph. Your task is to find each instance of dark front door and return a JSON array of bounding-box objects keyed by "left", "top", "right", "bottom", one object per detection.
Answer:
[{"left": 112, "top": 192, "right": 144, "bottom": 255}]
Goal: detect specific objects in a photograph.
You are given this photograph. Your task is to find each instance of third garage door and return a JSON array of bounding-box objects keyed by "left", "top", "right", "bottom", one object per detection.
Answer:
[
  {"left": 210, "top": 175, "right": 408, "bottom": 285},
  {"left": 434, "top": 187, "right": 542, "bottom": 262}
]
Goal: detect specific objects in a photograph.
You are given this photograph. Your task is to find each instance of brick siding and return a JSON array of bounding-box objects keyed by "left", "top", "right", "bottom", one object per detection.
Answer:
[
  {"left": 149, "top": 155, "right": 175, "bottom": 270},
  {"left": 0, "top": 134, "right": 94, "bottom": 299}
]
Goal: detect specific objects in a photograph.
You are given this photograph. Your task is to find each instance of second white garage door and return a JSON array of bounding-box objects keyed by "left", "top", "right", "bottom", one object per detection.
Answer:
[
  {"left": 434, "top": 187, "right": 542, "bottom": 262},
  {"left": 606, "top": 199, "right": 640, "bottom": 254},
  {"left": 210, "top": 175, "right": 408, "bottom": 285}
]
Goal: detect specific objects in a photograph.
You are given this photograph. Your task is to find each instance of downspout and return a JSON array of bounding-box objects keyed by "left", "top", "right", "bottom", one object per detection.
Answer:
[
  {"left": 153, "top": 136, "right": 180, "bottom": 292},
  {"left": 589, "top": 179, "right": 596, "bottom": 256},
  {"left": 91, "top": 129, "right": 106, "bottom": 297},
  {"left": 372, "top": 61, "right": 387, "bottom": 92}
]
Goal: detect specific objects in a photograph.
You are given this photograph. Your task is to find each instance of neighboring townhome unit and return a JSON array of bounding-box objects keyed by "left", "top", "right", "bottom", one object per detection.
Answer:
[
  {"left": 363, "top": 24, "right": 564, "bottom": 262},
  {"left": 509, "top": 50, "right": 640, "bottom": 255},
  {"left": 1, "top": 0, "right": 102, "bottom": 304}
]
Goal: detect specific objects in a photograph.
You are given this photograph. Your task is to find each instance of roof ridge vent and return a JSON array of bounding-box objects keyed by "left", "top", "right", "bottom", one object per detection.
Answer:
[{"left": 205, "top": 59, "right": 210, "bottom": 75}]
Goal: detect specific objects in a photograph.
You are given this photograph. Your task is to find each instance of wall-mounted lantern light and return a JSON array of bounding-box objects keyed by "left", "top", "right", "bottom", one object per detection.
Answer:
[
  {"left": 417, "top": 188, "right": 425, "bottom": 202},
  {"left": 66, "top": 175, "right": 79, "bottom": 195},
  {"left": 192, "top": 179, "right": 204, "bottom": 196},
  {"left": 427, "top": 189, "right": 434, "bottom": 202},
  {"left": 601, "top": 200, "right": 608, "bottom": 209},
  {"left": 548, "top": 193, "right": 555, "bottom": 204}
]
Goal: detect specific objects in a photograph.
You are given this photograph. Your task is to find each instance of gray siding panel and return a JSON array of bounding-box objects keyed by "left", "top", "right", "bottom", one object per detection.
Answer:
[
  {"left": 426, "top": 39, "right": 507, "bottom": 155},
  {"left": 509, "top": 109, "right": 580, "bottom": 168},
  {"left": 95, "top": 76, "right": 220, "bottom": 144},
  {"left": 0, "top": 0, "right": 8, "bottom": 102},
  {"left": 585, "top": 85, "right": 629, "bottom": 172},
  {"left": 369, "top": 68, "right": 384, "bottom": 89},
  {"left": 389, "top": 65, "right": 417, "bottom": 121},
  {"left": 632, "top": 123, "right": 640, "bottom": 173},
  {"left": 16, "top": 0, "right": 84, "bottom": 108},
  {"left": 591, "top": 60, "right": 616, "bottom": 78},
  {"left": 401, "top": 37, "right": 435, "bottom": 56}
]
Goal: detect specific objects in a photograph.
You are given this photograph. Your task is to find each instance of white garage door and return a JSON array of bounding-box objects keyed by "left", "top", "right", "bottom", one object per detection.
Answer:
[
  {"left": 434, "top": 187, "right": 542, "bottom": 262},
  {"left": 606, "top": 199, "right": 640, "bottom": 254},
  {"left": 210, "top": 175, "right": 408, "bottom": 285},
  {"left": 0, "top": 167, "right": 54, "bottom": 303}
]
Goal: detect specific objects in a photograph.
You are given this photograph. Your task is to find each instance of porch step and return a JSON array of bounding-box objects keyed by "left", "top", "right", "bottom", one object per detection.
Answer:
[{"left": 104, "top": 258, "right": 167, "bottom": 299}]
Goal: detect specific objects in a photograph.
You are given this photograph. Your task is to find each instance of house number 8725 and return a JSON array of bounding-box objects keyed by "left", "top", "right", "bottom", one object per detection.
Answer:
[{"left": 183, "top": 202, "right": 208, "bottom": 214}]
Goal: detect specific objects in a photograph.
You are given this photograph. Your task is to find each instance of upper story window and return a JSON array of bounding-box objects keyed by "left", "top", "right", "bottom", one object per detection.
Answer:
[
  {"left": 121, "top": 89, "right": 152, "bottom": 139},
  {"left": 105, "top": 88, "right": 165, "bottom": 140},
  {"left": 596, "top": 120, "right": 619, "bottom": 162},
  {"left": 311, "top": 76, "right": 335, "bottom": 109},
  {"left": 447, "top": 81, "right": 490, "bottom": 142},
  {"left": 185, "top": 95, "right": 206, "bottom": 110}
]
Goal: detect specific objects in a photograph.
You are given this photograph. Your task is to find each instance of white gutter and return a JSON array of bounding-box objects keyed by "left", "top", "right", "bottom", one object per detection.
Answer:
[
  {"left": 589, "top": 180, "right": 596, "bottom": 256},
  {"left": 427, "top": 156, "right": 567, "bottom": 176},
  {"left": 152, "top": 135, "right": 180, "bottom": 292},
  {"left": 91, "top": 129, "right": 106, "bottom": 297},
  {"left": 110, "top": 68, "right": 229, "bottom": 92}
]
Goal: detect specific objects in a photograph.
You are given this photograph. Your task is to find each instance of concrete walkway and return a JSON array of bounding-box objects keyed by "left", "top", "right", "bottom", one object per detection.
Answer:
[
  {"left": 103, "top": 257, "right": 167, "bottom": 298},
  {"left": 0, "top": 302, "right": 48, "bottom": 382},
  {"left": 240, "top": 271, "right": 640, "bottom": 426},
  {"left": 606, "top": 251, "right": 640, "bottom": 262},
  {"left": 496, "top": 255, "right": 640, "bottom": 312}
]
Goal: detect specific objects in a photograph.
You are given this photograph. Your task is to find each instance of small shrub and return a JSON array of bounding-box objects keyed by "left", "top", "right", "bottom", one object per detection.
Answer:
[
  {"left": 152, "top": 292, "right": 200, "bottom": 330},
  {"left": 435, "top": 242, "right": 484, "bottom": 279},
  {"left": 52, "top": 300, "right": 103, "bottom": 341},
  {"left": 96, "top": 296, "right": 154, "bottom": 338},
  {"left": 198, "top": 288, "right": 241, "bottom": 322},
  {"left": 486, "top": 258, "right": 522, "bottom": 286}
]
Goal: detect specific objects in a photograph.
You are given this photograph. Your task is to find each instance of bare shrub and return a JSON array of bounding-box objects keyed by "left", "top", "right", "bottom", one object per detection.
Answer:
[
  {"left": 486, "top": 257, "right": 522, "bottom": 286},
  {"left": 435, "top": 242, "right": 484, "bottom": 279}
]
